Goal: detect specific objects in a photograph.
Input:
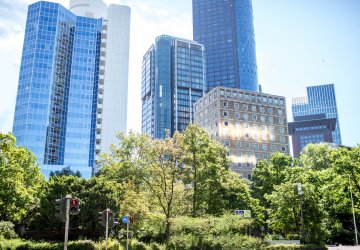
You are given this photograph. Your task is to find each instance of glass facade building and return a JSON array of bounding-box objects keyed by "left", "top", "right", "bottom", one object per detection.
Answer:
[
  {"left": 292, "top": 84, "right": 342, "bottom": 146},
  {"left": 13, "top": 1, "right": 103, "bottom": 178},
  {"left": 192, "top": 0, "right": 259, "bottom": 91},
  {"left": 141, "top": 35, "right": 206, "bottom": 139}
]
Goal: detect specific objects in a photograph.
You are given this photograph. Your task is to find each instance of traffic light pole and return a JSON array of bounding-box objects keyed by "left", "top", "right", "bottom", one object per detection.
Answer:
[
  {"left": 126, "top": 221, "right": 129, "bottom": 250},
  {"left": 105, "top": 208, "right": 110, "bottom": 250},
  {"left": 64, "top": 194, "right": 72, "bottom": 250}
]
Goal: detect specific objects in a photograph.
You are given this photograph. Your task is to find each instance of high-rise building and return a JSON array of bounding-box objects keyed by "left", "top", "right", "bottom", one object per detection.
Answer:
[
  {"left": 292, "top": 84, "right": 342, "bottom": 146},
  {"left": 141, "top": 35, "right": 206, "bottom": 139},
  {"left": 192, "top": 0, "right": 259, "bottom": 91},
  {"left": 288, "top": 114, "right": 337, "bottom": 157},
  {"left": 194, "top": 87, "right": 289, "bottom": 179},
  {"left": 12, "top": 0, "right": 130, "bottom": 178}
]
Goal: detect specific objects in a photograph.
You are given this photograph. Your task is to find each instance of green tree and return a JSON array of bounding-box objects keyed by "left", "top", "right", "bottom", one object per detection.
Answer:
[
  {"left": 0, "top": 133, "right": 45, "bottom": 223},
  {"left": 179, "top": 124, "right": 229, "bottom": 217}
]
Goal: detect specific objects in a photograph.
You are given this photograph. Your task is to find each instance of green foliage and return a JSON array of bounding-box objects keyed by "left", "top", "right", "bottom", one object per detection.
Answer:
[
  {"left": 0, "top": 221, "right": 18, "bottom": 239},
  {"left": 0, "top": 133, "right": 45, "bottom": 223},
  {"left": 130, "top": 239, "right": 147, "bottom": 250},
  {"left": 262, "top": 244, "right": 326, "bottom": 250}
]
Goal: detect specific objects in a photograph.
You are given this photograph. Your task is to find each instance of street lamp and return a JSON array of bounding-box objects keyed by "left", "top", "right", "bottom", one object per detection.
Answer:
[
  {"left": 348, "top": 174, "right": 358, "bottom": 245},
  {"left": 297, "top": 183, "right": 304, "bottom": 242}
]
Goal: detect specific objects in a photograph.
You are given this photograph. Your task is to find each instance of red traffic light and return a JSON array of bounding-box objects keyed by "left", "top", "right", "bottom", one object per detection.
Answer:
[{"left": 71, "top": 199, "right": 77, "bottom": 205}]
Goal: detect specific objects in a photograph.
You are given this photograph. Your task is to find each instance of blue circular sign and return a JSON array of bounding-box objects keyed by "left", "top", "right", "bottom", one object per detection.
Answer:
[{"left": 122, "top": 216, "right": 129, "bottom": 224}]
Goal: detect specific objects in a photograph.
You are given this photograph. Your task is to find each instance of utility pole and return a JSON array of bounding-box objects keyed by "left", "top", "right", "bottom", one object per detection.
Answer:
[
  {"left": 297, "top": 183, "right": 304, "bottom": 242},
  {"left": 105, "top": 208, "right": 110, "bottom": 250},
  {"left": 64, "top": 194, "right": 72, "bottom": 250},
  {"left": 348, "top": 175, "right": 358, "bottom": 245}
]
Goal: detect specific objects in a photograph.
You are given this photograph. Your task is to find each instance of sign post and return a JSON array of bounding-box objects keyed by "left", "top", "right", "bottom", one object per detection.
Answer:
[
  {"left": 63, "top": 194, "right": 72, "bottom": 250},
  {"left": 122, "top": 216, "right": 129, "bottom": 250}
]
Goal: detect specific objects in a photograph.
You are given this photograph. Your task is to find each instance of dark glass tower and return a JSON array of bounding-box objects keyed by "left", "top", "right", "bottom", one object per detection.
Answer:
[
  {"left": 141, "top": 35, "right": 207, "bottom": 139},
  {"left": 12, "top": 1, "right": 103, "bottom": 178},
  {"left": 192, "top": 0, "right": 259, "bottom": 91}
]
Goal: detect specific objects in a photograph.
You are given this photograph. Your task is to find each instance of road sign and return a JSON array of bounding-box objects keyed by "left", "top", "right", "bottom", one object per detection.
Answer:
[
  {"left": 234, "top": 210, "right": 251, "bottom": 218},
  {"left": 122, "top": 216, "right": 129, "bottom": 224}
]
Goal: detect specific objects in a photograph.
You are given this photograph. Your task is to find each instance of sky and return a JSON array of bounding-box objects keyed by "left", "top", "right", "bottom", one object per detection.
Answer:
[{"left": 0, "top": 0, "right": 359, "bottom": 147}]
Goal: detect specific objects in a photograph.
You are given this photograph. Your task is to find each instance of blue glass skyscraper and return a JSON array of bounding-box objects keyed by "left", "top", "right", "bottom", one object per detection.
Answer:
[
  {"left": 192, "top": 0, "right": 259, "bottom": 91},
  {"left": 292, "top": 84, "right": 342, "bottom": 145},
  {"left": 13, "top": 1, "right": 103, "bottom": 178},
  {"left": 141, "top": 35, "right": 206, "bottom": 139}
]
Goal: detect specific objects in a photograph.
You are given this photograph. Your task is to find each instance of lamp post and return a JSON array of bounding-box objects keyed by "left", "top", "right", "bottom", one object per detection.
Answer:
[
  {"left": 348, "top": 174, "right": 358, "bottom": 245},
  {"left": 297, "top": 183, "right": 304, "bottom": 242}
]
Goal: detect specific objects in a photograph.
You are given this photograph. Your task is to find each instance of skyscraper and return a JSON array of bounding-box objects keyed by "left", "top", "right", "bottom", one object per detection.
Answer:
[
  {"left": 292, "top": 84, "right": 342, "bottom": 146},
  {"left": 192, "top": 0, "right": 259, "bottom": 91},
  {"left": 12, "top": 0, "right": 130, "bottom": 178},
  {"left": 141, "top": 35, "right": 206, "bottom": 139}
]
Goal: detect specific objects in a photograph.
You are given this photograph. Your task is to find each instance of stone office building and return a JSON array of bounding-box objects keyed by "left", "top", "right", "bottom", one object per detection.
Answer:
[{"left": 194, "top": 87, "right": 290, "bottom": 179}]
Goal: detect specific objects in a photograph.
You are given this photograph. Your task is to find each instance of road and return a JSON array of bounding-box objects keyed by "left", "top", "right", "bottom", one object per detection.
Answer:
[{"left": 327, "top": 246, "right": 360, "bottom": 250}]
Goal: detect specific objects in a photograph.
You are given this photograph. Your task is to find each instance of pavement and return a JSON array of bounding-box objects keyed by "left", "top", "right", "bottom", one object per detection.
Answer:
[{"left": 327, "top": 245, "right": 360, "bottom": 250}]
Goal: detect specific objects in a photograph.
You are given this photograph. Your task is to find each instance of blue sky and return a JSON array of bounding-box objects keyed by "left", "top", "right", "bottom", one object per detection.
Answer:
[{"left": 0, "top": 0, "right": 359, "bottom": 146}]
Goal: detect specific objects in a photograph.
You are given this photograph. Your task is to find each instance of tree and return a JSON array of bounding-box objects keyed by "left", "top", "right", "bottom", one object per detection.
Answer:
[
  {"left": 0, "top": 133, "right": 45, "bottom": 223},
  {"left": 179, "top": 124, "right": 229, "bottom": 217},
  {"left": 49, "top": 166, "right": 82, "bottom": 178}
]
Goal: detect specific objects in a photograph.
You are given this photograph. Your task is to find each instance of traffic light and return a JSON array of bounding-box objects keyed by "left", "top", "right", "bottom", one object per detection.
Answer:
[
  {"left": 99, "top": 211, "right": 106, "bottom": 227},
  {"left": 108, "top": 211, "right": 114, "bottom": 228},
  {"left": 69, "top": 197, "right": 80, "bottom": 215},
  {"left": 55, "top": 198, "right": 66, "bottom": 220}
]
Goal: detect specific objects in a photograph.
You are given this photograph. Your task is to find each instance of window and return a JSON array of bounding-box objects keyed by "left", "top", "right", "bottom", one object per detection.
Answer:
[
  {"left": 260, "top": 116, "right": 265, "bottom": 122},
  {"left": 224, "top": 121, "right": 229, "bottom": 126},
  {"left": 260, "top": 106, "right": 265, "bottom": 113},
  {"left": 224, "top": 141, "right": 230, "bottom": 147},
  {"left": 279, "top": 127, "right": 285, "bottom": 133},
  {"left": 247, "top": 174, "right": 252, "bottom": 180},
  {"left": 278, "top": 109, "right": 283, "bottom": 116},
  {"left": 243, "top": 104, "right": 249, "bottom": 111},
  {"left": 236, "top": 141, "right": 241, "bottom": 148},
  {"left": 245, "top": 142, "right": 250, "bottom": 148},
  {"left": 245, "top": 133, "right": 250, "bottom": 139},
  {"left": 234, "top": 112, "right": 240, "bottom": 119},
  {"left": 278, "top": 118, "right": 284, "bottom": 125},
  {"left": 233, "top": 92, "right": 238, "bottom": 98},
  {"left": 254, "top": 143, "right": 259, "bottom": 150},
  {"left": 279, "top": 99, "right": 284, "bottom": 106},
  {"left": 223, "top": 129, "right": 229, "bottom": 137},
  {"left": 234, "top": 103, "right": 240, "bottom": 109},
  {"left": 251, "top": 105, "right": 257, "bottom": 112},
  {"left": 254, "top": 134, "right": 258, "bottom": 140},
  {"left": 247, "top": 163, "right": 252, "bottom": 168},
  {"left": 226, "top": 91, "right": 231, "bottom": 97},
  {"left": 237, "top": 152, "right": 242, "bottom": 157},
  {"left": 261, "top": 125, "right": 266, "bottom": 131},
  {"left": 268, "top": 117, "right": 274, "bottom": 124},
  {"left": 269, "top": 126, "right": 274, "bottom": 132},
  {"left": 223, "top": 111, "right": 228, "bottom": 117},
  {"left": 255, "top": 153, "right": 260, "bottom": 159},
  {"left": 268, "top": 108, "right": 273, "bottom": 114},
  {"left": 262, "top": 144, "right": 268, "bottom": 151},
  {"left": 271, "top": 145, "right": 276, "bottom": 152},
  {"left": 236, "top": 131, "right": 241, "bottom": 138},
  {"left": 237, "top": 163, "right": 242, "bottom": 168},
  {"left": 223, "top": 101, "right": 228, "bottom": 107},
  {"left": 252, "top": 115, "right": 257, "bottom": 121},
  {"left": 270, "top": 135, "right": 275, "bottom": 141},
  {"left": 264, "top": 154, "right": 270, "bottom": 160},
  {"left": 220, "top": 90, "right": 225, "bottom": 97},
  {"left": 244, "top": 123, "right": 249, "bottom": 129},
  {"left": 280, "top": 136, "right": 286, "bottom": 142},
  {"left": 235, "top": 121, "right": 241, "bottom": 128},
  {"left": 262, "top": 134, "right": 267, "bottom": 141},
  {"left": 246, "top": 152, "right": 251, "bottom": 158},
  {"left": 243, "top": 114, "right": 249, "bottom": 120},
  {"left": 253, "top": 125, "right": 258, "bottom": 130},
  {"left": 281, "top": 146, "right": 287, "bottom": 152}
]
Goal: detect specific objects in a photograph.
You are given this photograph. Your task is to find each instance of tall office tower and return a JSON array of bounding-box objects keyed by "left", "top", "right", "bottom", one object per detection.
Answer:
[
  {"left": 194, "top": 87, "right": 289, "bottom": 179},
  {"left": 192, "top": 0, "right": 259, "bottom": 91},
  {"left": 12, "top": 0, "right": 130, "bottom": 178},
  {"left": 288, "top": 114, "right": 337, "bottom": 157},
  {"left": 292, "top": 84, "right": 342, "bottom": 146},
  {"left": 141, "top": 35, "right": 206, "bottom": 139}
]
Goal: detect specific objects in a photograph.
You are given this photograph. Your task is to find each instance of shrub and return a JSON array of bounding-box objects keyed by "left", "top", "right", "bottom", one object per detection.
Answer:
[
  {"left": 130, "top": 239, "right": 147, "bottom": 250},
  {"left": 68, "top": 240, "right": 96, "bottom": 250},
  {"left": 150, "top": 242, "right": 165, "bottom": 250},
  {"left": 0, "top": 221, "right": 18, "bottom": 239},
  {"left": 261, "top": 244, "right": 327, "bottom": 250}
]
